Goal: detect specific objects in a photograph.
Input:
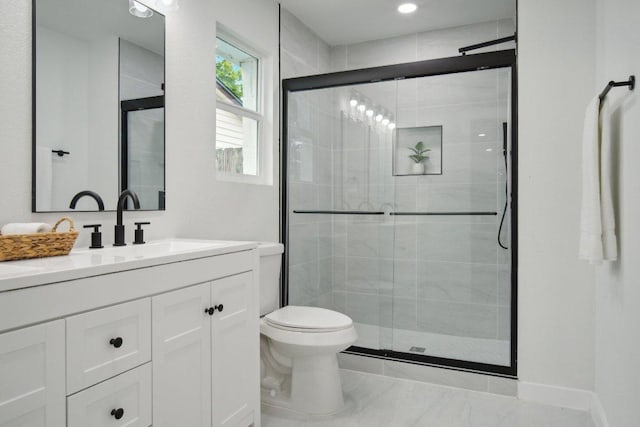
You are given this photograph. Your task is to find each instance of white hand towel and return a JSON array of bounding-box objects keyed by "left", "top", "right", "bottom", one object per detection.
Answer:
[
  {"left": 579, "top": 96, "right": 618, "bottom": 263},
  {"left": 599, "top": 99, "right": 617, "bottom": 261},
  {"left": 579, "top": 96, "right": 603, "bottom": 263},
  {"left": 0, "top": 223, "right": 53, "bottom": 236}
]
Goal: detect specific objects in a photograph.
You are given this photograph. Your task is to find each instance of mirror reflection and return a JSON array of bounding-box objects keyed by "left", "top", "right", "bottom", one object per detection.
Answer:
[{"left": 33, "top": 0, "right": 165, "bottom": 212}]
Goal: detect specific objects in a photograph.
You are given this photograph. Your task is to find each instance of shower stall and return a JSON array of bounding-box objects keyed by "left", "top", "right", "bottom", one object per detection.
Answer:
[{"left": 282, "top": 50, "right": 517, "bottom": 376}]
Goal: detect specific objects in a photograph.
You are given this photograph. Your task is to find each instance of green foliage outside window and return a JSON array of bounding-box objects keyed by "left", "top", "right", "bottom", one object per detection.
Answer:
[{"left": 216, "top": 57, "right": 243, "bottom": 100}]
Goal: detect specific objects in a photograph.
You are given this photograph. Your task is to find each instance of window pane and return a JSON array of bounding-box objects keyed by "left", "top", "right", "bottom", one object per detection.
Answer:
[
  {"left": 216, "top": 109, "right": 258, "bottom": 175},
  {"left": 215, "top": 38, "right": 258, "bottom": 112}
]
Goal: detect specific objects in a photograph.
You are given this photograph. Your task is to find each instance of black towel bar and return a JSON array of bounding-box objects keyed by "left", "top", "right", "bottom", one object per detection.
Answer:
[{"left": 599, "top": 75, "right": 635, "bottom": 102}]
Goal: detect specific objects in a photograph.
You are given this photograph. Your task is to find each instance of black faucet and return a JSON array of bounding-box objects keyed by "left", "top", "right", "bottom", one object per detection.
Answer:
[
  {"left": 114, "top": 190, "right": 141, "bottom": 246},
  {"left": 69, "top": 191, "right": 105, "bottom": 211}
]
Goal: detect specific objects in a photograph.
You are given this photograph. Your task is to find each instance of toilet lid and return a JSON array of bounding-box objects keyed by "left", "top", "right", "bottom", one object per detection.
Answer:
[{"left": 265, "top": 306, "right": 353, "bottom": 331}]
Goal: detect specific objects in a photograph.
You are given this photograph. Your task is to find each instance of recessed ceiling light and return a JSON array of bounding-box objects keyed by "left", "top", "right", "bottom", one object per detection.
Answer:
[
  {"left": 350, "top": 98, "right": 358, "bottom": 107},
  {"left": 478, "top": 133, "right": 486, "bottom": 137},
  {"left": 397, "top": 3, "right": 418, "bottom": 14}
]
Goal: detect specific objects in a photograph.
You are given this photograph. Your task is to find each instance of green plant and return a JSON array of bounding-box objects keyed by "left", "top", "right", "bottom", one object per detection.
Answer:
[
  {"left": 408, "top": 141, "right": 431, "bottom": 163},
  {"left": 216, "top": 57, "right": 244, "bottom": 99}
]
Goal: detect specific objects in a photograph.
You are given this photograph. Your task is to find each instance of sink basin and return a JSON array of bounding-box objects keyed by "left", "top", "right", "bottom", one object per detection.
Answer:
[
  {"left": 75, "top": 239, "right": 233, "bottom": 259},
  {"left": 0, "top": 238, "right": 257, "bottom": 293}
]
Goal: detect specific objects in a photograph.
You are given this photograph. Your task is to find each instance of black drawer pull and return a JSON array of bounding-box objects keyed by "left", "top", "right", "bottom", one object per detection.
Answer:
[
  {"left": 109, "top": 337, "right": 123, "bottom": 348},
  {"left": 214, "top": 304, "right": 224, "bottom": 313},
  {"left": 110, "top": 408, "right": 124, "bottom": 420}
]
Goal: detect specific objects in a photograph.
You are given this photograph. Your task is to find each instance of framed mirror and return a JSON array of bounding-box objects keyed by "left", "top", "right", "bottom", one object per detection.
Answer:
[{"left": 33, "top": 0, "right": 165, "bottom": 212}]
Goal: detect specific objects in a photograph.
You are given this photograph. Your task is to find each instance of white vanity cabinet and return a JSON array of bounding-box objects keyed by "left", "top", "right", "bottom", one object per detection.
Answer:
[
  {"left": 152, "top": 271, "right": 258, "bottom": 427},
  {"left": 0, "top": 320, "right": 65, "bottom": 427},
  {"left": 0, "top": 241, "right": 260, "bottom": 427}
]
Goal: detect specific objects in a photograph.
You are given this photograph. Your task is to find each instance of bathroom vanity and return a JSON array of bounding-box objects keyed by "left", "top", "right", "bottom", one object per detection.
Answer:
[{"left": 0, "top": 239, "right": 260, "bottom": 427}]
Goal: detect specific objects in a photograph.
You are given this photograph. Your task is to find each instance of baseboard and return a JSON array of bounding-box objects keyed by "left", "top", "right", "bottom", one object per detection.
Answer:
[
  {"left": 590, "top": 393, "right": 610, "bottom": 427},
  {"left": 518, "top": 382, "right": 593, "bottom": 411}
]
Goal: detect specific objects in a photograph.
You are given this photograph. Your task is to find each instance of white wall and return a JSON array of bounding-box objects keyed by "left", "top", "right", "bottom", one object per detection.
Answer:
[
  {"left": 36, "top": 26, "right": 90, "bottom": 211},
  {"left": 594, "top": 0, "right": 640, "bottom": 425},
  {"left": 518, "top": 0, "right": 596, "bottom": 390},
  {"left": 0, "top": 0, "right": 279, "bottom": 247}
]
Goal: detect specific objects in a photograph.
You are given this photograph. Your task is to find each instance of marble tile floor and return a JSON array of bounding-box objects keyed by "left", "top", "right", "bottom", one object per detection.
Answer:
[{"left": 262, "top": 370, "right": 595, "bottom": 427}]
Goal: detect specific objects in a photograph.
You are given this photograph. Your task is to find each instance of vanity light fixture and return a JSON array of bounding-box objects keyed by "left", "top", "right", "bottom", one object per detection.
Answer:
[
  {"left": 397, "top": 3, "right": 418, "bottom": 14},
  {"left": 129, "top": 0, "right": 154, "bottom": 18},
  {"left": 388, "top": 122, "right": 396, "bottom": 130},
  {"left": 365, "top": 109, "right": 374, "bottom": 118},
  {"left": 382, "top": 118, "right": 390, "bottom": 126},
  {"left": 350, "top": 98, "right": 359, "bottom": 107},
  {"left": 358, "top": 104, "right": 366, "bottom": 112},
  {"left": 375, "top": 113, "right": 383, "bottom": 122}
]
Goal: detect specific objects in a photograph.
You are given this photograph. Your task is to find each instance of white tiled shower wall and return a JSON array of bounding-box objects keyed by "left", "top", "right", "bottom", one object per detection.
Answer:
[{"left": 284, "top": 10, "right": 516, "bottom": 354}]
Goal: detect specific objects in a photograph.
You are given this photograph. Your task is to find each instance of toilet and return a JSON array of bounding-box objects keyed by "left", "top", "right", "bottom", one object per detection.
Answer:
[{"left": 257, "top": 242, "right": 358, "bottom": 415}]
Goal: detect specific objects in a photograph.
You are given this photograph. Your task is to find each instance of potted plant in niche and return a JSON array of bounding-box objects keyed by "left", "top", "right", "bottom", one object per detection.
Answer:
[{"left": 408, "top": 141, "right": 430, "bottom": 174}]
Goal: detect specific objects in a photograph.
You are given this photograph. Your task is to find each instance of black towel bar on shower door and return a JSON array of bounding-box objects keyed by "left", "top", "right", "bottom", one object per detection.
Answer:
[
  {"left": 390, "top": 211, "right": 498, "bottom": 216},
  {"left": 599, "top": 75, "right": 635, "bottom": 102},
  {"left": 293, "top": 210, "right": 385, "bottom": 215}
]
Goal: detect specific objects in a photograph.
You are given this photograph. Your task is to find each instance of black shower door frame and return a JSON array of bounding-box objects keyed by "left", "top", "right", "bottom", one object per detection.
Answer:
[{"left": 281, "top": 49, "right": 518, "bottom": 378}]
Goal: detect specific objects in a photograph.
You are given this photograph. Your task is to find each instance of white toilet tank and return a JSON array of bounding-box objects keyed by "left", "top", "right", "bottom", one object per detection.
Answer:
[{"left": 257, "top": 242, "right": 284, "bottom": 316}]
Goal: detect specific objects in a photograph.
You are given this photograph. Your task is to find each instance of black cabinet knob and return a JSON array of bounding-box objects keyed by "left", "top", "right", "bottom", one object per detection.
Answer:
[
  {"left": 110, "top": 408, "right": 124, "bottom": 420},
  {"left": 204, "top": 305, "right": 223, "bottom": 316},
  {"left": 109, "top": 337, "right": 123, "bottom": 348}
]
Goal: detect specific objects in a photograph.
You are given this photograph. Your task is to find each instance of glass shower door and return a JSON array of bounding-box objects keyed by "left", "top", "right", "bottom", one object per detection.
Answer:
[
  {"left": 391, "top": 67, "right": 513, "bottom": 367},
  {"left": 286, "top": 80, "right": 397, "bottom": 352}
]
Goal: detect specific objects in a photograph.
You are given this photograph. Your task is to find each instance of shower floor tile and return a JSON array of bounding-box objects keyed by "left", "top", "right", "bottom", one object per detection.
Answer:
[
  {"left": 354, "top": 322, "right": 510, "bottom": 366},
  {"left": 261, "top": 370, "right": 595, "bottom": 427}
]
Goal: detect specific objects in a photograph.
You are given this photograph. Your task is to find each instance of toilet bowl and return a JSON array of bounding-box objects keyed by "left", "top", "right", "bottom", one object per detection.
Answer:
[
  {"left": 260, "top": 306, "right": 357, "bottom": 415},
  {"left": 257, "top": 243, "right": 358, "bottom": 415}
]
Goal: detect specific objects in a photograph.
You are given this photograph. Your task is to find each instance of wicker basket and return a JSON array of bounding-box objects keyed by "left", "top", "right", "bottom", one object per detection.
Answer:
[{"left": 0, "top": 217, "right": 79, "bottom": 262}]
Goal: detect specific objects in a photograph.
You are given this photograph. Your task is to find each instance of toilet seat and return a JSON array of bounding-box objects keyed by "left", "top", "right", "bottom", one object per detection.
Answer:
[{"left": 264, "top": 306, "right": 352, "bottom": 333}]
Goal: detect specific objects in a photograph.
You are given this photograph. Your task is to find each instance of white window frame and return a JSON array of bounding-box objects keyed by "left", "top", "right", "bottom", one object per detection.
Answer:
[{"left": 215, "top": 28, "right": 269, "bottom": 185}]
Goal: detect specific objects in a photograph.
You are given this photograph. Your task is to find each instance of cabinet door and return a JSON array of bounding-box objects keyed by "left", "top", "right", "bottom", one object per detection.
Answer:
[
  {"left": 0, "top": 320, "right": 65, "bottom": 427},
  {"left": 211, "top": 272, "right": 258, "bottom": 427},
  {"left": 152, "top": 283, "right": 211, "bottom": 427}
]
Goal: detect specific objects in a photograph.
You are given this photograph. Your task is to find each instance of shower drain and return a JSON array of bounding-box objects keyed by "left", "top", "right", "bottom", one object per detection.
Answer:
[{"left": 409, "top": 346, "right": 426, "bottom": 353}]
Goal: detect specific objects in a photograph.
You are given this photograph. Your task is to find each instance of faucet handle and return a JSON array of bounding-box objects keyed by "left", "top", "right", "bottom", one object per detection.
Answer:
[
  {"left": 83, "top": 224, "right": 103, "bottom": 249},
  {"left": 133, "top": 222, "right": 150, "bottom": 245}
]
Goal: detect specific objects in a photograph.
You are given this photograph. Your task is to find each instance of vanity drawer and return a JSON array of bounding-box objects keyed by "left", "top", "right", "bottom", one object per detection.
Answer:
[
  {"left": 67, "top": 362, "right": 152, "bottom": 427},
  {"left": 66, "top": 298, "right": 151, "bottom": 394}
]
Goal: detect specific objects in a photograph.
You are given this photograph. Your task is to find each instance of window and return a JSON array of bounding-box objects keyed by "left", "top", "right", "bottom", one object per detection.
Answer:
[{"left": 215, "top": 35, "right": 261, "bottom": 177}]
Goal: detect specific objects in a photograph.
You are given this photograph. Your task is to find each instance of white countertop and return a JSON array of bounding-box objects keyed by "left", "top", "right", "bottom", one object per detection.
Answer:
[{"left": 0, "top": 239, "right": 257, "bottom": 293}]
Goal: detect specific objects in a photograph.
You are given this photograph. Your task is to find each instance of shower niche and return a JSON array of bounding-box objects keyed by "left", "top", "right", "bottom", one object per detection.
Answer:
[
  {"left": 392, "top": 126, "right": 443, "bottom": 176},
  {"left": 283, "top": 50, "right": 517, "bottom": 377}
]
